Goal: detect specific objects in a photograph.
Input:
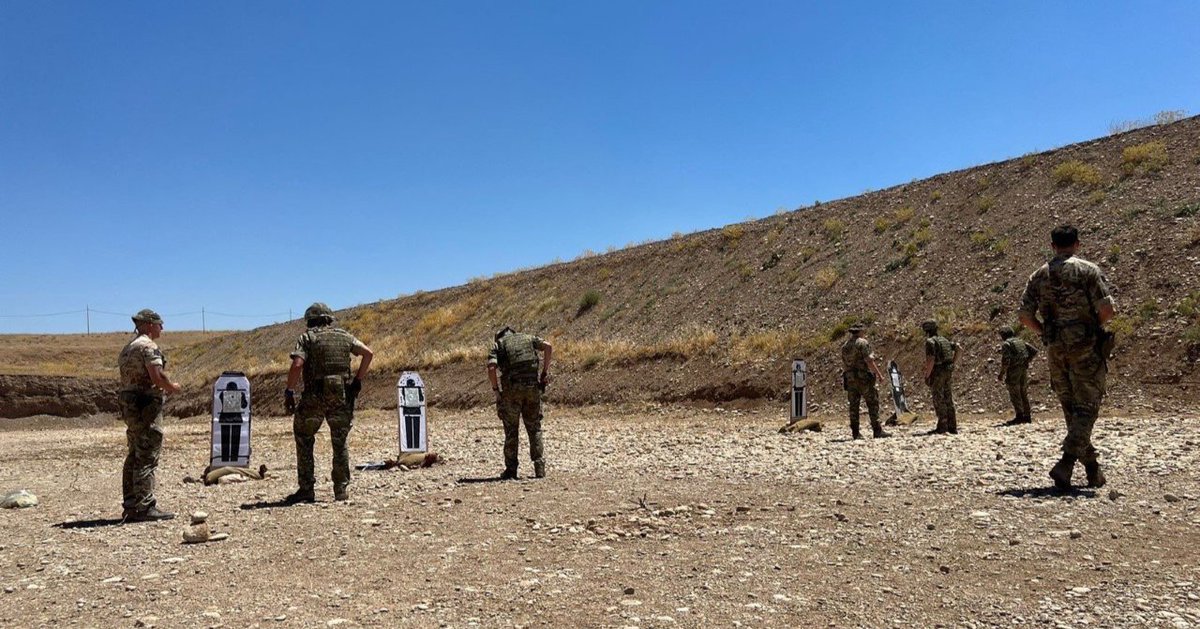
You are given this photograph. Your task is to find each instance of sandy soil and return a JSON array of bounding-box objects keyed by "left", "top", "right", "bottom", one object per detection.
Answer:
[{"left": 2, "top": 405, "right": 1198, "bottom": 628}]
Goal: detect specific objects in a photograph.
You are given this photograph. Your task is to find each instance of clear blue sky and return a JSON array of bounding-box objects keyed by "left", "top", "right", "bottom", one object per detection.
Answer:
[{"left": 2, "top": 1, "right": 1197, "bottom": 333}]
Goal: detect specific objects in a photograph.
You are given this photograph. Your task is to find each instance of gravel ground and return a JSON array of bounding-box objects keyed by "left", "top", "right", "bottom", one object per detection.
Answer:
[{"left": 1, "top": 405, "right": 1198, "bottom": 628}]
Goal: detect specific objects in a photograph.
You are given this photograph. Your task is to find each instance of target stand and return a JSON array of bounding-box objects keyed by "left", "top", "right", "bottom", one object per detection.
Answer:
[
  {"left": 397, "top": 372, "right": 427, "bottom": 453},
  {"left": 211, "top": 371, "right": 251, "bottom": 468}
]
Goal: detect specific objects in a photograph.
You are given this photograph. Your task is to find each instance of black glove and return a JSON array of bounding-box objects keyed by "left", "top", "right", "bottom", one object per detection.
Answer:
[
  {"left": 284, "top": 389, "right": 296, "bottom": 414},
  {"left": 346, "top": 378, "right": 362, "bottom": 408}
]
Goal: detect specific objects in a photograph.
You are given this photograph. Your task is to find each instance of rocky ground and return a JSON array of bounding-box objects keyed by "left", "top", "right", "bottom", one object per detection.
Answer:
[{"left": 2, "top": 404, "right": 1199, "bottom": 628}]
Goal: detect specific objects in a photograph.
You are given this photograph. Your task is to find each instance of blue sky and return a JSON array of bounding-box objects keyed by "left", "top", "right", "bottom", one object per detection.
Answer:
[{"left": 2, "top": 1, "right": 1197, "bottom": 333}]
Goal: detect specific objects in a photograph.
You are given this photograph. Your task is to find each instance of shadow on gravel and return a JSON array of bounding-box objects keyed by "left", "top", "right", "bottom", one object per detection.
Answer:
[
  {"left": 239, "top": 498, "right": 308, "bottom": 510},
  {"left": 54, "top": 518, "right": 125, "bottom": 529},
  {"left": 997, "top": 486, "right": 1097, "bottom": 499},
  {"left": 457, "top": 476, "right": 509, "bottom": 484}
]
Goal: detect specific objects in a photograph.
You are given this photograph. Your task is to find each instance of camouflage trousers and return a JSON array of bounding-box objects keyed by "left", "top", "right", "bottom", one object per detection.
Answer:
[
  {"left": 294, "top": 381, "right": 353, "bottom": 492},
  {"left": 1047, "top": 343, "right": 1107, "bottom": 463},
  {"left": 498, "top": 384, "right": 543, "bottom": 473},
  {"left": 929, "top": 366, "right": 957, "bottom": 431},
  {"left": 118, "top": 391, "right": 164, "bottom": 514},
  {"left": 844, "top": 371, "right": 881, "bottom": 432},
  {"left": 1005, "top": 371, "right": 1032, "bottom": 419}
]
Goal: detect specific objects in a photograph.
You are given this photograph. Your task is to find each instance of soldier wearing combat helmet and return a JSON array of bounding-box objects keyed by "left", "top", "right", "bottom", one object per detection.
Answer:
[
  {"left": 487, "top": 326, "right": 553, "bottom": 479},
  {"left": 1018, "top": 224, "right": 1116, "bottom": 490},
  {"left": 921, "top": 319, "right": 959, "bottom": 434},
  {"left": 839, "top": 322, "right": 890, "bottom": 439},
  {"left": 117, "top": 309, "right": 182, "bottom": 522},
  {"left": 997, "top": 325, "right": 1038, "bottom": 426},
  {"left": 283, "top": 302, "right": 374, "bottom": 503}
]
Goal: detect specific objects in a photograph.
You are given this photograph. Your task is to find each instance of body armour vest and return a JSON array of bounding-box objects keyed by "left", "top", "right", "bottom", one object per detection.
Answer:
[
  {"left": 931, "top": 336, "right": 956, "bottom": 366},
  {"left": 498, "top": 333, "right": 540, "bottom": 380},
  {"left": 303, "top": 327, "right": 355, "bottom": 386}
]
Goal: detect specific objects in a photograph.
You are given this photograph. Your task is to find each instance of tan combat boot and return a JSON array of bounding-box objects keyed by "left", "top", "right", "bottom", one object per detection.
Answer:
[{"left": 1049, "top": 454, "right": 1077, "bottom": 490}]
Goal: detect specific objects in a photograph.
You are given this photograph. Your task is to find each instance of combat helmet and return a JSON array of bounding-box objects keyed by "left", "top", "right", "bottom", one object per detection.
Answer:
[
  {"left": 848, "top": 322, "right": 866, "bottom": 335},
  {"left": 131, "top": 309, "right": 163, "bottom": 325},
  {"left": 920, "top": 319, "right": 939, "bottom": 334},
  {"left": 304, "top": 302, "right": 335, "bottom": 326},
  {"left": 998, "top": 325, "right": 1016, "bottom": 339},
  {"left": 494, "top": 325, "right": 514, "bottom": 342}
]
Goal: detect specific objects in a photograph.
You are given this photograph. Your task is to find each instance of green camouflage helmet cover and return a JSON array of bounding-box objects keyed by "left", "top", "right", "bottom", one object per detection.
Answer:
[
  {"left": 998, "top": 325, "right": 1016, "bottom": 339},
  {"left": 921, "top": 319, "right": 939, "bottom": 334},
  {"left": 131, "top": 309, "right": 163, "bottom": 325},
  {"left": 304, "top": 302, "right": 335, "bottom": 324}
]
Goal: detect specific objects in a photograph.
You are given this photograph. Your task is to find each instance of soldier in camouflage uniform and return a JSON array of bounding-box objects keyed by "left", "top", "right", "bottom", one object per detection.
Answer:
[
  {"left": 839, "top": 323, "right": 890, "bottom": 439},
  {"left": 997, "top": 325, "right": 1038, "bottom": 426},
  {"left": 283, "top": 303, "right": 373, "bottom": 503},
  {"left": 1018, "top": 225, "right": 1116, "bottom": 489},
  {"left": 487, "top": 326, "right": 553, "bottom": 479},
  {"left": 921, "top": 320, "right": 959, "bottom": 434},
  {"left": 117, "top": 309, "right": 182, "bottom": 522}
]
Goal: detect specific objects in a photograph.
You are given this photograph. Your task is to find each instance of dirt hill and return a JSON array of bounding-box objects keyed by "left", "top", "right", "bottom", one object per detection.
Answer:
[{"left": 5, "top": 118, "right": 1200, "bottom": 418}]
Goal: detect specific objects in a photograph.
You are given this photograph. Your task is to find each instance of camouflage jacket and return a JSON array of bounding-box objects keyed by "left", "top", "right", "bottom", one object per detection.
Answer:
[
  {"left": 999, "top": 337, "right": 1037, "bottom": 378},
  {"left": 1019, "top": 254, "right": 1114, "bottom": 347},
  {"left": 118, "top": 334, "right": 165, "bottom": 394},
  {"left": 840, "top": 337, "right": 874, "bottom": 374},
  {"left": 290, "top": 326, "right": 366, "bottom": 387}
]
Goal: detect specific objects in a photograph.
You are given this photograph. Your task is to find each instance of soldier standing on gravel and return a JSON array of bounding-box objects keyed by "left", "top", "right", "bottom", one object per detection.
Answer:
[
  {"left": 1018, "top": 224, "right": 1116, "bottom": 490},
  {"left": 283, "top": 302, "right": 373, "bottom": 503},
  {"left": 487, "top": 326, "right": 553, "bottom": 479},
  {"left": 922, "top": 320, "right": 959, "bottom": 434},
  {"left": 839, "top": 323, "right": 890, "bottom": 440},
  {"left": 117, "top": 309, "right": 182, "bottom": 523},
  {"left": 997, "top": 325, "right": 1038, "bottom": 426}
]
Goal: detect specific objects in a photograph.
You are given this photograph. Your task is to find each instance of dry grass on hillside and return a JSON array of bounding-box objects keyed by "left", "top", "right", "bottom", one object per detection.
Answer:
[{"left": 0, "top": 331, "right": 230, "bottom": 378}]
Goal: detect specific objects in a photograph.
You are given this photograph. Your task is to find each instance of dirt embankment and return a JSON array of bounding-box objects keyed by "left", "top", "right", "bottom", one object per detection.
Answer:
[{"left": 0, "top": 375, "right": 119, "bottom": 418}]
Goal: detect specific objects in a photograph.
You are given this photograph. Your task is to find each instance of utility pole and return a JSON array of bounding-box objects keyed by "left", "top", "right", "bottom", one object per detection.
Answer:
[
  {"left": 289, "top": 308, "right": 293, "bottom": 321},
  {"left": 86, "top": 305, "right": 90, "bottom": 335},
  {"left": 202, "top": 307, "right": 206, "bottom": 333}
]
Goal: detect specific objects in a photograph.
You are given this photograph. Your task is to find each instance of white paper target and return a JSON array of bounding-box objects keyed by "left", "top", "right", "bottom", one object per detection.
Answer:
[
  {"left": 790, "top": 359, "right": 808, "bottom": 420},
  {"left": 397, "top": 371, "right": 427, "bottom": 453},
  {"left": 888, "top": 360, "right": 910, "bottom": 415},
  {"left": 211, "top": 371, "right": 251, "bottom": 467}
]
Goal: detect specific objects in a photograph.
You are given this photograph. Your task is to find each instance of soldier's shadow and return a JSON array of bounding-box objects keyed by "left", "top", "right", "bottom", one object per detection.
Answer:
[
  {"left": 239, "top": 497, "right": 307, "bottom": 510},
  {"left": 457, "top": 476, "right": 510, "bottom": 484},
  {"left": 54, "top": 518, "right": 126, "bottom": 529},
  {"left": 996, "top": 486, "right": 1097, "bottom": 499}
]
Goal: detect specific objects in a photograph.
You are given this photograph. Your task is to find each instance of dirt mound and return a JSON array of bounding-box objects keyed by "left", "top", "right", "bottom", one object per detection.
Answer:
[{"left": 0, "top": 375, "right": 118, "bottom": 418}]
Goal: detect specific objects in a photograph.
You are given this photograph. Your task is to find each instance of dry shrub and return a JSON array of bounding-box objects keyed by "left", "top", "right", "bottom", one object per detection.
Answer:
[
  {"left": 731, "top": 330, "right": 806, "bottom": 362},
  {"left": 873, "top": 216, "right": 893, "bottom": 233},
  {"left": 721, "top": 224, "right": 745, "bottom": 244},
  {"left": 559, "top": 325, "right": 720, "bottom": 368},
  {"left": 893, "top": 206, "right": 916, "bottom": 223},
  {"left": 814, "top": 266, "right": 840, "bottom": 290},
  {"left": 976, "top": 195, "right": 996, "bottom": 213},
  {"left": 1051, "top": 160, "right": 1103, "bottom": 188},
  {"left": 1121, "top": 141, "right": 1169, "bottom": 176},
  {"left": 1087, "top": 190, "right": 1107, "bottom": 206},
  {"left": 822, "top": 218, "right": 845, "bottom": 241},
  {"left": 1189, "top": 224, "right": 1200, "bottom": 248}
]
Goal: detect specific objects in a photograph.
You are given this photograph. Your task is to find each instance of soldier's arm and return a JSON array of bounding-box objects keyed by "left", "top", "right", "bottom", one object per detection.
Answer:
[
  {"left": 487, "top": 365, "right": 500, "bottom": 392},
  {"left": 540, "top": 341, "right": 553, "bottom": 382},
  {"left": 351, "top": 341, "right": 373, "bottom": 380},
  {"left": 923, "top": 354, "right": 934, "bottom": 380},
  {"left": 286, "top": 357, "right": 304, "bottom": 391},
  {"left": 146, "top": 364, "right": 181, "bottom": 394},
  {"left": 865, "top": 355, "right": 884, "bottom": 382}
]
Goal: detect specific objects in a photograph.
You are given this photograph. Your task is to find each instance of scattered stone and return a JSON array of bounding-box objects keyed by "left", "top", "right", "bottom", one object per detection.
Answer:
[
  {"left": 1, "top": 490, "right": 38, "bottom": 509},
  {"left": 623, "top": 587, "right": 635, "bottom": 595},
  {"left": 1165, "top": 493, "right": 1181, "bottom": 503},
  {"left": 1109, "top": 489, "right": 1122, "bottom": 501},
  {"left": 1069, "top": 530, "right": 1083, "bottom": 539},
  {"left": 190, "top": 511, "right": 208, "bottom": 525},
  {"left": 183, "top": 522, "right": 211, "bottom": 544}
]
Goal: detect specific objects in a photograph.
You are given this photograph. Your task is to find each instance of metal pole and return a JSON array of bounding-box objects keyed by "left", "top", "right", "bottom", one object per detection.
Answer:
[
  {"left": 85, "top": 305, "right": 90, "bottom": 335},
  {"left": 202, "top": 307, "right": 206, "bottom": 333}
]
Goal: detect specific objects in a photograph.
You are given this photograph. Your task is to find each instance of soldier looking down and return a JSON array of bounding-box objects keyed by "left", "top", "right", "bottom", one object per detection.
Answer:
[
  {"left": 487, "top": 326, "right": 552, "bottom": 479},
  {"left": 839, "top": 323, "right": 890, "bottom": 440},
  {"left": 922, "top": 319, "right": 959, "bottom": 434},
  {"left": 117, "top": 309, "right": 182, "bottom": 523},
  {"left": 997, "top": 325, "right": 1038, "bottom": 426},
  {"left": 1018, "top": 224, "right": 1116, "bottom": 490},
  {"left": 283, "top": 302, "right": 373, "bottom": 503}
]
